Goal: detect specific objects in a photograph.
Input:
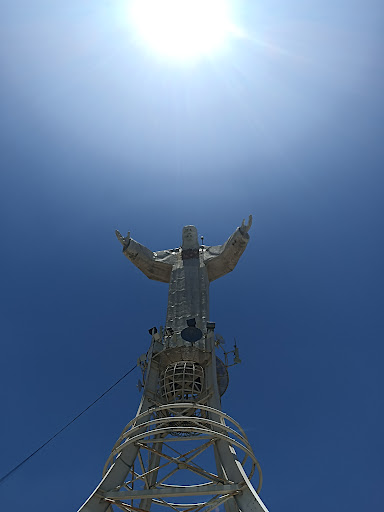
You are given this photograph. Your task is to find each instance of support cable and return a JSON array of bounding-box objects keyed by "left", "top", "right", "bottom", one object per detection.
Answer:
[{"left": 0, "top": 363, "right": 137, "bottom": 486}]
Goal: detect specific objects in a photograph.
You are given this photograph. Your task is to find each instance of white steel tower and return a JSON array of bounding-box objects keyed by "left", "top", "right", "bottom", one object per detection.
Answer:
[{"left": 78, "top": 217, "right": 269, "bottom": 512}]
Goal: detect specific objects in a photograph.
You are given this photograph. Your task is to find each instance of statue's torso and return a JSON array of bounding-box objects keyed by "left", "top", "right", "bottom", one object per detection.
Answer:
[{"left": 163, "top": 249, "right": 210, "bottom": 345}]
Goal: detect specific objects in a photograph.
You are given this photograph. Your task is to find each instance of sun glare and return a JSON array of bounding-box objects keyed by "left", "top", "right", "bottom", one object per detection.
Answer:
[{"left": 129, "top": 0, "right": 234, "bottom": 60}]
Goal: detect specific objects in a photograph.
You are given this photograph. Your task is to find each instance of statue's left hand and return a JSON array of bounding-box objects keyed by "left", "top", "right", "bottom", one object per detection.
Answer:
[
  {"left": 115, "top": 229, "right": 131, "bottom": 248},
  {"left": 240, "top": 215, "right": 252, "bottom": 234}
]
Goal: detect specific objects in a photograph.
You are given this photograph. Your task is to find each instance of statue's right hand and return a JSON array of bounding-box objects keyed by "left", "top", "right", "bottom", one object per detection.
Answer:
[
  {"left": 115, "top": 229, "right": 131, "bottom": 248},
  {"left": 240, "top": 215, "right": 252, "bottom": 235}
]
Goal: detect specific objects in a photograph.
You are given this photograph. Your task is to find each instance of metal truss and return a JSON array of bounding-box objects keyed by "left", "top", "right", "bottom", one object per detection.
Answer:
[
  {"left": 78, "top": 330, "right": 269, "bottom": 512},
  {"left": 96, "top": 403, "right": 262, "bottom": 512}
]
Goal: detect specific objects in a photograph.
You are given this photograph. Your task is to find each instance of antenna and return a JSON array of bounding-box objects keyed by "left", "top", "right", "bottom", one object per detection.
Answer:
[{"left": 234, "top": 339, "right": 241, "bottom": 365}]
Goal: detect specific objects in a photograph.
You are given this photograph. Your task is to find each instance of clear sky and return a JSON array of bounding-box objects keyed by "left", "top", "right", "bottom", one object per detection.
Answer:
[{"left": 0, "top": 1, "right": 383, "bottom": 510}]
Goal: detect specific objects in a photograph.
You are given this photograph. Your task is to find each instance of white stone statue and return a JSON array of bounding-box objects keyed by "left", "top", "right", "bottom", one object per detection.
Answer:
[{"left": 116, "top": 216, "right": 252, "bottom": 344}]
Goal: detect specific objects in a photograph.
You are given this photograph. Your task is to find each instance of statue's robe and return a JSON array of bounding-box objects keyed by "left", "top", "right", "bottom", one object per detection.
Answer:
[{"left": 122, "top": 228, "right": 249, "bottom": 343}]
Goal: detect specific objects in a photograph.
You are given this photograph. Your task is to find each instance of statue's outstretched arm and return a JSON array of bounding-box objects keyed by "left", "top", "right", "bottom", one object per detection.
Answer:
[
  {"left": 204, "top": 216, "right": 252, "bottom": 282},
  {"left": 115, "top": 229, "right": 172, "bottom": 283}
]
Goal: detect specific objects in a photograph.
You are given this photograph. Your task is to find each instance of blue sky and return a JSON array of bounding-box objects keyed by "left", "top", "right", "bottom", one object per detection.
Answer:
[{"left": 0, "top": 1, "right": 383, "bottom": 510}]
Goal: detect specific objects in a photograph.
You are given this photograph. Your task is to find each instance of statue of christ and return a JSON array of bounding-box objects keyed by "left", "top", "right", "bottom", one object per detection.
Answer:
[{"left": 116, "top": 216, "right": 252, "bottom": 343}]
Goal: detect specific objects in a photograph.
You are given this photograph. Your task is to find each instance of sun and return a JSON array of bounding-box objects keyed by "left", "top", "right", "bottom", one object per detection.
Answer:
[{"left": 129, "top": 0, "right": 234, "bottom": 60}]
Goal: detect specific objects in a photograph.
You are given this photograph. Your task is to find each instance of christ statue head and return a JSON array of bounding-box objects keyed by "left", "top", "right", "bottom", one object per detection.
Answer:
[{"left": 182, "top": 225, "right": 199, "bottom": 250}]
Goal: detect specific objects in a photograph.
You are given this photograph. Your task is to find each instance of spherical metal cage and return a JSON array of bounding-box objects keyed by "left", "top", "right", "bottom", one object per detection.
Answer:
[{"left": 160, "top": 361, "right": 204, "bottom": 402}]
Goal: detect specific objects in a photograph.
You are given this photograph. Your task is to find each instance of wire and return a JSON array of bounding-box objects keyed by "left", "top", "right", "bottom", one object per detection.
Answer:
[{"left": 0, "top": 363, "right": 137, "bottom": 486}]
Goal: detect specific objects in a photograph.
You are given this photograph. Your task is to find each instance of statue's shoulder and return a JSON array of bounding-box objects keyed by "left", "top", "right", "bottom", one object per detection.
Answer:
[
  {"left": 154, "top": 247, "right": 180, "bottom": 263},
  {"left": 202, "top": 244, "right": 222, "bottom": 261}
]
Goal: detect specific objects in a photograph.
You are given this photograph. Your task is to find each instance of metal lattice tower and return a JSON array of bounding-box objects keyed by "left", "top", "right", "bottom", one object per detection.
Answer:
[{"left": 78, "top": 219, "right": 269, "bottom": 512}]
